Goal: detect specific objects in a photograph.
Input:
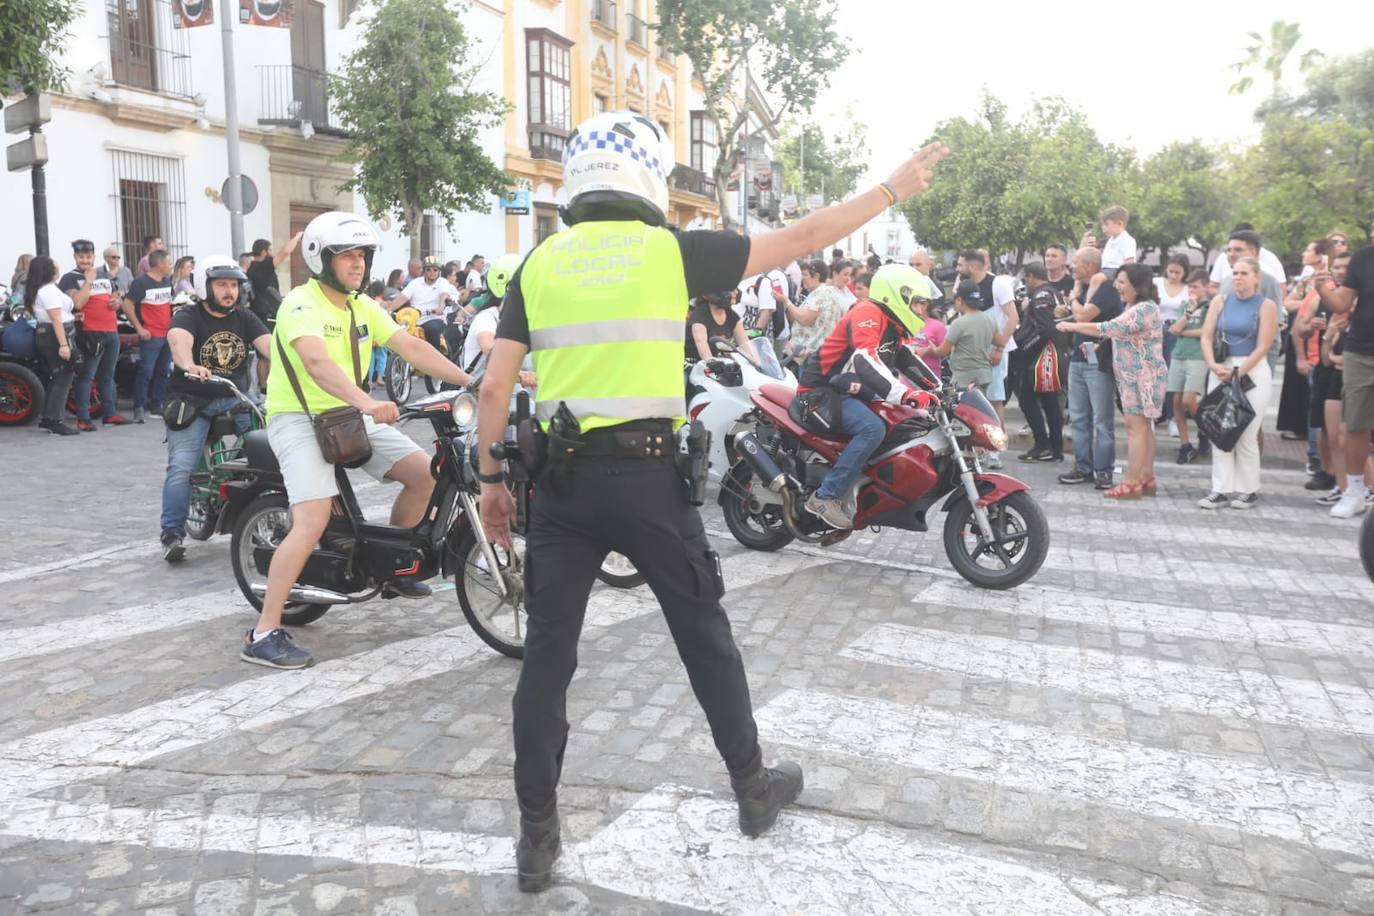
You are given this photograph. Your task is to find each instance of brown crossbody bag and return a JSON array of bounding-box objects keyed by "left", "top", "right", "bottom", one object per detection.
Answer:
[{"left": 275, "top": 302, "right": 373, "bottom": 468}]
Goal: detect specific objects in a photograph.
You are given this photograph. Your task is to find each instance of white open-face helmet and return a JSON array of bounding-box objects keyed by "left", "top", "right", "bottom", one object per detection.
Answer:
[
  {"left": 193, "top": 254, "right": 247, "bottom": 306},
  {"left": 561, "top": 111, "right": 674, "bottom": 226},
  {"left": 301, "top": 211, "right": 380, "bottom": 293}
]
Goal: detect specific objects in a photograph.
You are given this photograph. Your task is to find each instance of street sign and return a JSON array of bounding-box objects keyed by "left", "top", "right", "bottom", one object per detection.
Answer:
[
  {"left": 500, "top": 189, "right": 531, "bottom": 215},
  {"left": 3, "top": 94, "right": 52, "bottom": 135},
  {"left": 220, "top": 174, "right": 260, "bottom": 214},
  {"left": 6, "top": 135, "right": 48, "bottom": 172}
]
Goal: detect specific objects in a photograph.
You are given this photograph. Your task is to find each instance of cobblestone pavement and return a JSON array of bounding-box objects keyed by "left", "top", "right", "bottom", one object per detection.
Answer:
[{"left": 1, "top": 400, "right": 1372, "bottom": 915}]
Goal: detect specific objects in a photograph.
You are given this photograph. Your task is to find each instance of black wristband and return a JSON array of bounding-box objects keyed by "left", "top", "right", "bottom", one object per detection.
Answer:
[{"left": 476, "top": 469, "right": 505, "bottom": 485}]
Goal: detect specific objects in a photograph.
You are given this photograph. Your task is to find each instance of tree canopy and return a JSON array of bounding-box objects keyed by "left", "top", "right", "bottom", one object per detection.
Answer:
[
  {"left": 331, "top": 0, "right": 509, "bottom": 258},
  {"left": 775, "top": 119, "right": 867, "bottom": 209},
  {"left": 1126, "top": 140, "right": 1237, "bottom": 262},
  {"left": 0, "top": 0, "right": 81, "bottom": 94},
  {"left": 656, "top": 0, "right": 847, "bottom": 228}
]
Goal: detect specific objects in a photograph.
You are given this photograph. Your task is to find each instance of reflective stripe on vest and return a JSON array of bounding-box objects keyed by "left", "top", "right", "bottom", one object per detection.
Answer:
[{"left": 520, "top": 221, "right": 689, "bottom": 434}]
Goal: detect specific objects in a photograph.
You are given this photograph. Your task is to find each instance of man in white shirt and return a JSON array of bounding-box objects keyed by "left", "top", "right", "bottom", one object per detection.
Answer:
[
  {"left": 984, "top": 274, "right": 1019, "bottom": 469},
  {"left": 1209, "top": 222, "right": 1286, "bottom": 287},
  {"left": 389, "top": 255, "right": 456, "bottom": 349}
]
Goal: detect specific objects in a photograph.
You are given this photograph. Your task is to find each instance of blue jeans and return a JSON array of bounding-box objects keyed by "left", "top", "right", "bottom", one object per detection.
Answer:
[
  {"left": 1068, "top": 357, "right": 1116, "bottom": 475},
  {"left": 160, "top": 395, "right": 250, "bottom": 538},
  {"left": 75, "top": 330, "right": 120, "bottom": 421},
  {"left": 134, "top": 337, "right": 171, "bottom": 409},
  {"left": 816, "top": 396, "right": 886, "bottom": 500}
]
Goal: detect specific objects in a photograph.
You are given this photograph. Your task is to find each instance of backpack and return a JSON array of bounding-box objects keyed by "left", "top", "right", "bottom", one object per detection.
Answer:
[
  {"left": 1, "top": 317, "right": 37, "bottom": 360},
  {"left": 751, "top": 274, "right": 789, "bottom": 339}
]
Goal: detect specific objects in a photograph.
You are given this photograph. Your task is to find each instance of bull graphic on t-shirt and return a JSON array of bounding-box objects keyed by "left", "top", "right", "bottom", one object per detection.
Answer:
[{"left": 200, "top": 331, "right": 247, "bottom": 374}]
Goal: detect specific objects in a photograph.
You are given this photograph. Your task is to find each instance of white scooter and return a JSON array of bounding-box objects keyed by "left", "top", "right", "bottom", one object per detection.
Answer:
[{"left": 686, "top": 339, "right": 797, "bottom": 482}]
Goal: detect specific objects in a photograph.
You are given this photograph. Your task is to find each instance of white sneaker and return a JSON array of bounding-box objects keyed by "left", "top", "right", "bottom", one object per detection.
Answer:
[
  {"left": 1016, "top": 424, "right": 1032, "bottom": 437},
  {"left": 1330, "top": 488, "right": 1369, "bottom": 519},
  {"left": 1168, "top": 420, "right": 1179, "bottom": 439}
]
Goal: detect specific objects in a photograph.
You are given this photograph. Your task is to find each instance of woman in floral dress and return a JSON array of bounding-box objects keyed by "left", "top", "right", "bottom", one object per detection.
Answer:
[{"left": 1059, "top": 263, "right": 1167, "bottom": 499}]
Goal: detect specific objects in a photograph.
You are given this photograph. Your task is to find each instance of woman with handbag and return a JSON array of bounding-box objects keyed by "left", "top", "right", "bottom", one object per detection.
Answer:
[
  {"left": 1058, "top": 263, "right": 1167, "bottom": 499},
  {"left": 1198, "top": 256, "right": 1280, "bottom": 510},
  {"left": 25, "top": 256, "right": 81, "bottom": 436}
]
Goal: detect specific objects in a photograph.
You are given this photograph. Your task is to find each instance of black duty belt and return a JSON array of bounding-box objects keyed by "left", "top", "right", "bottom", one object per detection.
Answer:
[{"left": 573, "top": 421, "right": 676, "bottom": 459}]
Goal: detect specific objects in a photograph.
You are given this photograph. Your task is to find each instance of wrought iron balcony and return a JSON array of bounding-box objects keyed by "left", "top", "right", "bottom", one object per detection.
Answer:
[
  {"left": 591, "top": 0, "right": 617, "bottom": 31},
  {"left": 669, "top": 164, "right": 717, "bottom": 199},
  {"left": 627, "top": 13, "right": 648, "bottom": 47},
  {"left": 257, "top": 65, "right": 346, "bottom": 135}
]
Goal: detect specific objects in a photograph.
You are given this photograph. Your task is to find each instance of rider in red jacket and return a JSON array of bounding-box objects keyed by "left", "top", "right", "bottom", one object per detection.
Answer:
[{"left": 798, "top": 264, "right": 939, "bottom": 528}]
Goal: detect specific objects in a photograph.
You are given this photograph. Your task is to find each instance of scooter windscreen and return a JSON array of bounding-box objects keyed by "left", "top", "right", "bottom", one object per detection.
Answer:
[
  {"left": 956, "top": 386, "right": 999, "bottom": 424},
  {"left": 752, "top": 340, "right": 787, "bottom": 380}
]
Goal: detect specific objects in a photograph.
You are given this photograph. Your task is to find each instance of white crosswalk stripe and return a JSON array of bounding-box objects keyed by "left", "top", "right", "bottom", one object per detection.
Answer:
[
  {"left": 916, "top": 579, "right": 1374, "bottom": 660},
  {"left": 754, "top": 687, "right": 1374, "bottom": 857},
  {"left": 842, "top": 623, "right": 1374, "bottom": 736}
]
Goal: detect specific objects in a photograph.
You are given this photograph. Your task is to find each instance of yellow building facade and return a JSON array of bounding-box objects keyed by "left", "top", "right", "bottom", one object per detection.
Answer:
[{"left": 497, "top": 0, "right": 721, "bottom": 254}]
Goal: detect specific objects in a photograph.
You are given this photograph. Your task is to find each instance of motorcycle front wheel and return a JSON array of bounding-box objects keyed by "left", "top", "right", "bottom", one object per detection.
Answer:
[
  {"left": 942, "top": 490, "right": 1048, "bottom": 590},
  {"left": 230, "top": 491, "right": 333, "bottom": 627},
  {"left": 721, "top": 462, "right": 794, "bottom": 552},
  {"left": 452, "top": 526, "right": 525, "bottom": 659},
  {"left": 185, "top": 498, "right": 217, "bottom": 541},
  {"left": 385, "top": 356, "right": 413, "bottom": 405}
]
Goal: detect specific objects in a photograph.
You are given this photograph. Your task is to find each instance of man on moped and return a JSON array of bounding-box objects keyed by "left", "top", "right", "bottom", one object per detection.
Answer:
[
  {"left": 159, "top": 256, "right": 271, "bottom": 563},
  {"left": 796, "top": 264, "right": 940, "bottom": 528},
  {"left": 245, "top": 211, "right": 473, "bottom": 669}
]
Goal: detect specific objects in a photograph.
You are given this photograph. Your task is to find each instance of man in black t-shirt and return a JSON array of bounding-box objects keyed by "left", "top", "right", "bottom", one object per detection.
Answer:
[
  {"left": 1314, "top": 243, "right": 1374, "bottom": 515},
  {"left": 1056, "top": 246, "right": 1122, "bottom": 489},
  {"left": 1043, "top": 244, "right": 1075, "bottom": 299},
  {"left": 246, "top": 233, "right": 303, "bottom": 325},
  {"left": 157, "top": 255, "right": 271, "bottom": 563}
]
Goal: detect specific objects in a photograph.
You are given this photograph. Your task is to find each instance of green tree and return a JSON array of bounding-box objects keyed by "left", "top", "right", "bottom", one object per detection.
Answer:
[
  {"left": 330, "top": 0, "right": 510, "bottom": 259},
  {"left": 775, "top": 118, "right": 867, "bottom": 209},
  {"left": 1126, "top": 140, "right": 1237, "bottom": 263},
  {"left": 1228, "top": 20, "right": 1323, "bottom": 97},
  {"left": 900, "top": 94, "right": 1125, "bottom": 265},
  {"left": 0, "top": 0, "right": 81, "bottom": 93},
  {"left": 656, "top": 0, "right": 847, "bottom": 228}
]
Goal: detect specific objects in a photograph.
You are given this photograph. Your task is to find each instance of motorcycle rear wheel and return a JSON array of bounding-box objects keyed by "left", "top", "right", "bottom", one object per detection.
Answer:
[
  {"left": 942, "top": 490, "right": 1048, "bottom": 590},
  {"left": 230, "top": 491, "right": 333, "bottom": 627},
  {"left": 721, "top": 462, "right": 794, "bottom": 552},
  {"left": 0, "top": 362, "right": 43, "bottom": 426},
  {"left": 452, "top": 526, "right": 525, "bottom": 659},
  {"left": 597, "top": 552, "right": 645, "bottom": 588},
  {"left": 185, "top": 498, "right": 217, "bottom": 541}
]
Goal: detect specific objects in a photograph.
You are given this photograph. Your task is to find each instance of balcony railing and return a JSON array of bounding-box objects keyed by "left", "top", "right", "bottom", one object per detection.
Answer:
[
  {"left": 530, "top": 124, "right": 571, "bottom": 162},
  {"left": 257, "top": 65, "right": 346, "bottom": 135},
  {"left": 106, "top": 0, "right": 194, "bottom": 97},
  {"left": 591, "top": 0, "right": 617, "bottom": 30},
  {"left": 627, "top": 13, "right": 648, "bottom": 47},
  {"left": 656, "top": 42, "right": 674, "bottom": 63},
  {"left": 669, "top": 164, "right": 717, "bottom": 199}
]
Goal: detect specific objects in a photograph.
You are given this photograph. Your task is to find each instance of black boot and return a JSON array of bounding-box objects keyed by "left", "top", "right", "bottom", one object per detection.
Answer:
[
  {"left": 730, "top": 757, "right": 804, "bottom": 837},
  {"left": 516, "top": 805, "right": 560, "bottom": 893}
]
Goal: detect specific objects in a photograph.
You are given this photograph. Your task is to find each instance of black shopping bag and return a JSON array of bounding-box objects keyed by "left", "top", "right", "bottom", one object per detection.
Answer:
[{"left": 1196, "top": 375, "right": 1256, "bottom": 452}]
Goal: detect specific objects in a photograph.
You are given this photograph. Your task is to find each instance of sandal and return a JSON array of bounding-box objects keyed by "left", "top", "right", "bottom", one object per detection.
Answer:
[
  {"left": 1142, "top": 477, "right": 1157, "bottom": 496},
  {"left": 1104, "top": 482, "right": 1144, "bottom": 500}
]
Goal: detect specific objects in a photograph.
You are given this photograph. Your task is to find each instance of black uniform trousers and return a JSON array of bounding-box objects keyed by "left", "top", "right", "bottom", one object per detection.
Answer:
[{"left": 512, "top": 453, "right": 761, "bottom": 814}]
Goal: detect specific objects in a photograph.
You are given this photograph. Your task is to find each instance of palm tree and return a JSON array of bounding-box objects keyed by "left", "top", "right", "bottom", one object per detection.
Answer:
[{"left": 1229, "top": 20, "right": 1324, "bottom": 96}]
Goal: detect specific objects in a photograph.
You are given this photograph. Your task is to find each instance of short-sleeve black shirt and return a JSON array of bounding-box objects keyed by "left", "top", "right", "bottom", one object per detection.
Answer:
[
  {"left": 685, "top": 304, "right": 742, "bottom": 360},
  {"left": 497, "top": 227, "right": 752, "bottom": 345},
  {"left": 1341, "top": 245, "right": 1374, "bottom": 356},
  {"left": 247, "top": 257, "right": 280, "bottom": 298},
  {"left": 167, "top": 305, "right": 268, "bottom": 394}
]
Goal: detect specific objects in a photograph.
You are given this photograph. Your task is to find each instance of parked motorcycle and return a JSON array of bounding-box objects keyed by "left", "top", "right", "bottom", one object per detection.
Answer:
[
  {"left": 0, "top": 290, "right": 44, "bottom": 426},
  {"left": 686, "top": 340, "right": 796, "bottom": 482},
  {"left": 722, "top": 359, "right": 1049, "bottom": 590}
]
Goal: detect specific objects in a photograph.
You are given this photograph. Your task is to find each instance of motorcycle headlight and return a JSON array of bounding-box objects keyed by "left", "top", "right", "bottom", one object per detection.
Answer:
[
  {"left": 982, "top": 423, "right": 1008, "bottom": 451},
  {"left": 451, "top": 392, "right": 478, "bottom": 430}
]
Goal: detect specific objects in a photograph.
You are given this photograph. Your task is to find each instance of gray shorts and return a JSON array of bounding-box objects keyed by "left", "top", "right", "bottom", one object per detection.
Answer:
[
  {"left": 266, "top": 412, "right": 424, "bottom": 504},
  {"left": 1166, "top": 357, "right": 1208, "bottom": 395},
  {"left": 1342, "top": 350, "right": 1374, "bottom": 432}
]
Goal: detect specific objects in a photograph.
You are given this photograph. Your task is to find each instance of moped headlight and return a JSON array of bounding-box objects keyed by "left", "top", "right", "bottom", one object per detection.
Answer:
[{"left": 451, "top": 392, "right": 478, "bottom": 429}]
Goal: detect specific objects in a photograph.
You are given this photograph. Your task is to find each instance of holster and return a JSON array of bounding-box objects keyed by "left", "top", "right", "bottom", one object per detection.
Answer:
[
  {"left": 676, "top": 420, "right": 711, "bottom": 507},
  {"left": 516, "top": 418, "right": 547, "bottom": 477}
]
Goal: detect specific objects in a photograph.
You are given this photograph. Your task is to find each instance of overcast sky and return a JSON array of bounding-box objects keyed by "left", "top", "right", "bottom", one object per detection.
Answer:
[{"left": 813, "top": 2, "right": 1374, "bottom": 183}]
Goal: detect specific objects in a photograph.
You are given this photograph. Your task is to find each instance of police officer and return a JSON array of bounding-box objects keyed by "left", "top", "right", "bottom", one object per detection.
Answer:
[{"left": 476, "top": 111, "right": 948, "bottom": 892}]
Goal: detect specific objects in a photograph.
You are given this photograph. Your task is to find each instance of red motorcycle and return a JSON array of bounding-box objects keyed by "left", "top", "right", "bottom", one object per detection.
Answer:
[{"left": 721, "top": 361, "right": 1049, "bottom": 589}]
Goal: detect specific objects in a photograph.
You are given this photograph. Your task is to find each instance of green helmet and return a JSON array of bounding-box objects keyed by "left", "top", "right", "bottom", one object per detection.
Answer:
[
  {"left": 867, "top": 264, "right": 935, "bottom": 336},
  {"left": 486, "top": 252, "right": 522, "bottom": 299}
]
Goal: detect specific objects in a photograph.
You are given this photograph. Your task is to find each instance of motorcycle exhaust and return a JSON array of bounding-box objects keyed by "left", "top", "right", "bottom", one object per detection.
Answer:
[
  {"left": 733, "top": 432, "right": 786, "bottom": 492},
  {"left": 249, "top": 583, "right": 355, "bottom": 604}
]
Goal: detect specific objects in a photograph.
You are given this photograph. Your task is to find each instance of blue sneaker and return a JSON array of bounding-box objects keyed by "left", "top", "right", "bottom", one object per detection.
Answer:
[{"left": 240, "top": 628, "right": 314, "bottom": 669}]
